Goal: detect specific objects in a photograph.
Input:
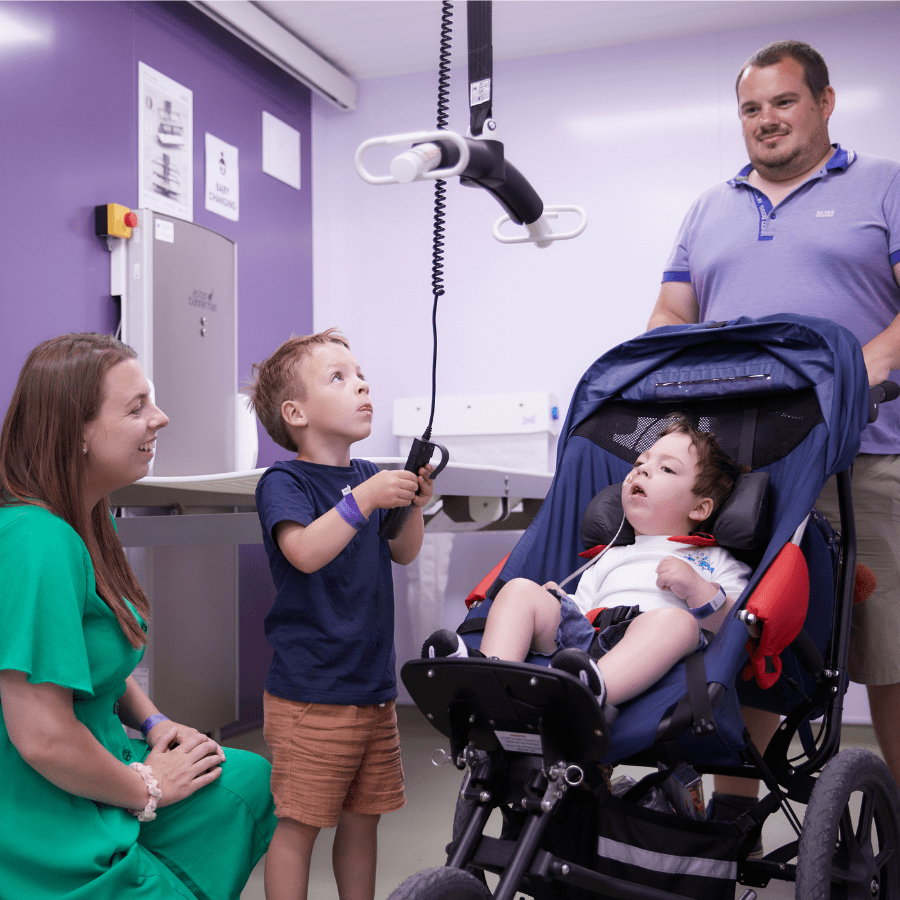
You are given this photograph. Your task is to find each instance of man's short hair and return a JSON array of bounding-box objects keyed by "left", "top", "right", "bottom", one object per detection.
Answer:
[
  {"left": 658, "top": 415, "right": 745, "bottom": 525},
  {"left": 243, "top": 328, "right": 349, "bottom": 452},
  {"left": 736, "top": 40, "right": 830, "bottom": 98}
]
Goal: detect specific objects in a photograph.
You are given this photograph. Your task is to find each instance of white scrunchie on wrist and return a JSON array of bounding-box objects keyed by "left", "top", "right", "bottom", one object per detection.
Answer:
[{"left": 128, "top": 761, "right": 162, "bottom": 822}]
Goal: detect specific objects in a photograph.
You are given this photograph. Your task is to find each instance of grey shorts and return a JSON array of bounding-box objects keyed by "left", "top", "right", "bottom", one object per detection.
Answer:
[{"left": 816, "top": 453, "right": 900, "bottom": 685}]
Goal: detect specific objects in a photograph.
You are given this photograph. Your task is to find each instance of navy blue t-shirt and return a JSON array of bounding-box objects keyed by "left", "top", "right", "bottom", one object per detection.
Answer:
[{"left": 255, "top": 459, "right": 398, "bottom": 705}]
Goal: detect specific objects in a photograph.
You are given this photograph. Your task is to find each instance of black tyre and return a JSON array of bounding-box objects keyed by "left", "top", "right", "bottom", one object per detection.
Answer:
[
  {"left": 387, "top": 866, "right": 493, "bottom": 900},
  {"left": 796, "top": 748, "right": 900, "bottom": 899}
]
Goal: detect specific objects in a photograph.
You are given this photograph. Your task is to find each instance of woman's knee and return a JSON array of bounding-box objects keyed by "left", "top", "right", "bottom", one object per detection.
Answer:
[{"left": 220, "top": 747, "right": 276, "bottom": 819}]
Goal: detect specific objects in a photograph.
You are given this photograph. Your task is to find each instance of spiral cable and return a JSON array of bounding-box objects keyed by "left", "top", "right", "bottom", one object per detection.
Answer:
[
  {"left": 435, "top": 1, "right": 453, "bottom": 133},
  {"left": 424, "top": 0, "right": 453, "bottom": 440}
]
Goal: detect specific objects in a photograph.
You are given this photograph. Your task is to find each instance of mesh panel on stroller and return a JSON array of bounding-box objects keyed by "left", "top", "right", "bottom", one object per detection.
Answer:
[{"left": 391, "top": 315, "right": 900, "bottom": 900}]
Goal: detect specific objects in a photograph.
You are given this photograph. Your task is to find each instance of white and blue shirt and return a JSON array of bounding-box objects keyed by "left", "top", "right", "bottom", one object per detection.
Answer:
[{"left": 571, "top": 535, "right": 751, "bottom": 617}]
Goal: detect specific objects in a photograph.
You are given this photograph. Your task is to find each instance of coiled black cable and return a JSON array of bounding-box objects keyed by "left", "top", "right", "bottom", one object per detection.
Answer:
[{"left": 424, "top": 0, "right": 453, "bottom": 441}]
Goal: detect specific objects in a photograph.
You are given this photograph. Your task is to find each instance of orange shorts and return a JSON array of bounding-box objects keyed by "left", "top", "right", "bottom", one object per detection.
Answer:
[{"left": 263, "top": 692, "right": 406, "bottom": 828}]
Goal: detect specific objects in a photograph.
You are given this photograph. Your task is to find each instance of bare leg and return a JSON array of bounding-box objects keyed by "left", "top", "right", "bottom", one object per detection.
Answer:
[
  {"left": 333, "top": 811, "right": 380, "bottom": 900},
  {"left": 867, "top": 681, "right": 900, "bottom": 786},
  {"left": 264, "top": 817, "right": 320, "bottom": 900},
  {"left": 596, "top": 607, "right": 700, "bottom": 706},
  {"left": 480, "top": 578, "right": 562, "bottom": 659},
  {"left": 713, "top": 707, "right": 781, "bottom": 798}
]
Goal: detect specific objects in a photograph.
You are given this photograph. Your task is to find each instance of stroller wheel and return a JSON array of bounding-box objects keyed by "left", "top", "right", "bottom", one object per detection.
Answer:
[
  {"left": 387, "top": 865, "right": 492, "bottom": 900},
  {"left": 796, "top": 748, "right": 900, "bottom": 899}
]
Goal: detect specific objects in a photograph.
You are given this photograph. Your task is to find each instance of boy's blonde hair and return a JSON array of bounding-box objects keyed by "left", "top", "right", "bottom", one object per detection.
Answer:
[{"left": 244, "top": 328, "right": 349, "bottom": 452}]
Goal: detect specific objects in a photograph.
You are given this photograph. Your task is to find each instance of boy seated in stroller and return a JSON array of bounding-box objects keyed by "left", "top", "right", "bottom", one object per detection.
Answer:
[{"left": 423, "top": 416, "right": 752, "bottom": 722}]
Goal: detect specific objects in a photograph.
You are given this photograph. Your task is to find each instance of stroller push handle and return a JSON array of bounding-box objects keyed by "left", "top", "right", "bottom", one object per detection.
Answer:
[{"left": 868, "top": 380, "right": 899, "bottom": 423}]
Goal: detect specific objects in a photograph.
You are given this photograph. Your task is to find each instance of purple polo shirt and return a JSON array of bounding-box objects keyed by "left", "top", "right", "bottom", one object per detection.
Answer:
[{"left": 663, "top": 146, "right": 900, "bottom": 453}]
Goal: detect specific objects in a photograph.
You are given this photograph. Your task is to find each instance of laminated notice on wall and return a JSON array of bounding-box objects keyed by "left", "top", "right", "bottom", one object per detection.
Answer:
[{"left": 138, "top": 62, "right": 193, "bottom": 221}]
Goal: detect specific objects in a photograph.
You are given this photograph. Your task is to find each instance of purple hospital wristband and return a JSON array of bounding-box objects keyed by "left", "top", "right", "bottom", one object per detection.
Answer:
[
  {"left": 336, "top": 492, "right": 368, "bottom": 531},
  {"left": 140, "top": 713, "right": 170, "bottom": 737}
]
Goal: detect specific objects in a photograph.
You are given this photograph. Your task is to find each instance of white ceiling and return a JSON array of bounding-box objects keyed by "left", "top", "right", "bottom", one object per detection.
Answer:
[{"left": 252, "top": 0, "right": 895, "bottom": 82}]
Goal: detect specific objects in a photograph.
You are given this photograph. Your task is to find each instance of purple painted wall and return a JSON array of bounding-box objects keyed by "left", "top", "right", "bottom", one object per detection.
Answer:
[
  {"left": 0, "top": 0, "right": 314, "bottom": 728},
  {"left": 0, "top": 1, "right": 312, "bottom": 469}
]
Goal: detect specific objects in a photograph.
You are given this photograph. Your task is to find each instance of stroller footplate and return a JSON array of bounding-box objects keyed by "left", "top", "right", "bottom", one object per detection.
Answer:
[{"left": 403, "top": 657, "right": 610, "bottom": 772}]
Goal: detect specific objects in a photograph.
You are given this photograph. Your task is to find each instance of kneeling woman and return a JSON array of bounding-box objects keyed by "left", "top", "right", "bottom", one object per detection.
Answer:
[{"left": 0, "top": 333, "right": 276, "bottom": 899}]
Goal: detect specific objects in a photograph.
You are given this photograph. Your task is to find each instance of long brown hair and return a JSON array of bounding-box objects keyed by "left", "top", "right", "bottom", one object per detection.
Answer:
[{"left": 0, "top": 333, "right": 150, "bottom": 647}]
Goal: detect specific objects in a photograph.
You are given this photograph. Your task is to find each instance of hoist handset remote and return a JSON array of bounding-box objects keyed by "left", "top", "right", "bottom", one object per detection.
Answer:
[{"left": 378, "top": 438, "right": 450, "bottom": 540}]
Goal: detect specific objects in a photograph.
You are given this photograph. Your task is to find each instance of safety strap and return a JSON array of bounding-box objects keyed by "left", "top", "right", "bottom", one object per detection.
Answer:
[
  {"left": 458, "top": 615, "right": 489, "bottom": 635},
  {"left": 737, "top": 406, "right": 758, "bottom": 469},
  {"left": 684, "top": 650, "right": 717, "bottom": 736},
  {"left": 467, "top": 1, "right": 493, "bottom": 137},
  {"left": 588, "top": 605, "right": 642, "bottom": 633}
]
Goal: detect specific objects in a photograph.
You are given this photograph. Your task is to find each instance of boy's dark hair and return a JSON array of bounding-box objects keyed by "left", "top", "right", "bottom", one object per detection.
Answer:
[
  {"left": 659, "top": 415, "right": 745, "bottom": 525},
  {"left": 243, "top": 328, "right": 349, "bottom": 452},
  {"left": 736, "top": 40, "right": 830, "bottom": 98}
]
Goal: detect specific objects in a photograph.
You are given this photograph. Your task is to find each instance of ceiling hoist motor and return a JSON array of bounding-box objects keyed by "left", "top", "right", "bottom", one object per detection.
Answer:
[{"left": 355, "top": 1, "right": 588, "bottom": 248}]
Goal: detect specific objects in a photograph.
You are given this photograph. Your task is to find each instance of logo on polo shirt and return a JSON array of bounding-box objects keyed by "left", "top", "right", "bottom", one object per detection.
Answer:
[{"left": 816, "top": 210, "right": 835, "bottom": 217}]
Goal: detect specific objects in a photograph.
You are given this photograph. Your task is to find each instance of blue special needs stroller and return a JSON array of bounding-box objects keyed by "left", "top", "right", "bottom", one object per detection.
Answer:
[{"left": 392, "top": 314, "right": 900, "bottom": 900}]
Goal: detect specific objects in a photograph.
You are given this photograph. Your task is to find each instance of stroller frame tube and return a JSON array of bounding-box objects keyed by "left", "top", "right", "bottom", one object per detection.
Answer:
[
  {"left": 825, "top": 466, "right": 857, "bottom": 736},
  {"left": 762, "top": 465, "right": 857, "bottom": 800}
]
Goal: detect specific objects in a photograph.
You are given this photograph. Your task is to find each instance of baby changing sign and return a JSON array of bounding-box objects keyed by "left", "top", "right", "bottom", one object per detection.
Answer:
[{"left": 205, "top": 133, "right": 239, "bottom": 222}]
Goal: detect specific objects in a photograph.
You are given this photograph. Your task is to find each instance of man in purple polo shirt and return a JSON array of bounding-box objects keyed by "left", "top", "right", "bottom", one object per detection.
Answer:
[{"left": 648, "top": 40, "right": 900, "bottom": 820}]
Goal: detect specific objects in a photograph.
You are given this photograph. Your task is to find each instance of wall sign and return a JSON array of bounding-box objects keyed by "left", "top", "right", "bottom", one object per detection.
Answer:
[
  {"left": 262, "top": 110, "right": 300, "bottom": 190},
  {"left": 138, "top": 62, "right": 193, "bottom": 220},
  {"left": 205, "top": 133, "right": 239, "bottom": 221}
]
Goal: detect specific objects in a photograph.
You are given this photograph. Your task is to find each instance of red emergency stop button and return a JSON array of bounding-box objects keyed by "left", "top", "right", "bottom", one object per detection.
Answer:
[{"left": 94, "top": 204, "right": 137, "bottom": 240}]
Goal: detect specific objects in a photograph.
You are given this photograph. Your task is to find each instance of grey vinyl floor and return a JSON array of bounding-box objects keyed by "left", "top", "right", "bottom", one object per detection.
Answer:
[{"left": 225, "top": 706, "right": 885, "bottom": 900}]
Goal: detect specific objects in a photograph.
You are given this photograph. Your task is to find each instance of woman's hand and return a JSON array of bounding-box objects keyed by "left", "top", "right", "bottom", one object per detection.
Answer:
[
  {"left": 144, "top": 727, "right": 224, "bottom": 807},
  {"left": 145, "top": 718, "right": 225, "bottom": 760}
]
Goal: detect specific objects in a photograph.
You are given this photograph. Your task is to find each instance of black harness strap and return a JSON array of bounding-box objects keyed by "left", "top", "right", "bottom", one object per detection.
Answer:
[
  {"left": 458, "top": 616, "right": 489, "bottom": 635},
  {"left": 737, "top": 405, "right": 759, "bottom": 469},
  {"left": 684, "top": 649, "right": 717, "bottom": 736},
  {"left": 467, "top": 1, "right": 493, "bottom": 137}
]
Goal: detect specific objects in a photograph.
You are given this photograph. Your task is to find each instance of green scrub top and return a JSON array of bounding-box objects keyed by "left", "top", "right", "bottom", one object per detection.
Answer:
[{"left": 0, "top": 504, "right": 275, "bottom": 899}]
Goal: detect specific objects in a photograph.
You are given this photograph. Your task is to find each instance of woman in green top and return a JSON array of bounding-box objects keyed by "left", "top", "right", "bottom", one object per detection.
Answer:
[{"left": 0, "top": 333, "right": 275, "bottom": 898}]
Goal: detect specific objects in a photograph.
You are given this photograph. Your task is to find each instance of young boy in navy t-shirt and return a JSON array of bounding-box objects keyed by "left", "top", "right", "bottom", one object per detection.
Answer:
[{"left": 245, "top": 328, "right": 434, "bottom": 900}]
